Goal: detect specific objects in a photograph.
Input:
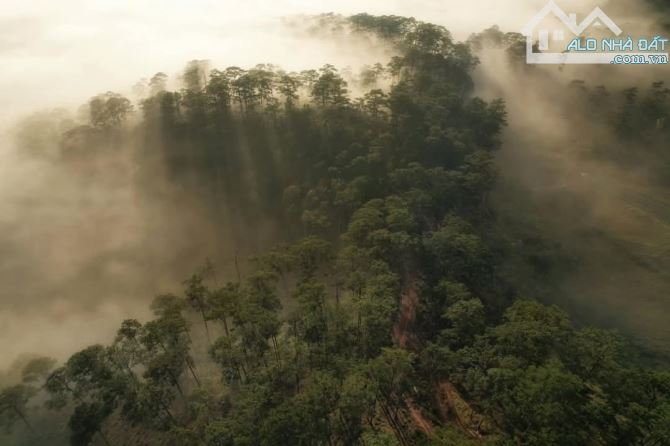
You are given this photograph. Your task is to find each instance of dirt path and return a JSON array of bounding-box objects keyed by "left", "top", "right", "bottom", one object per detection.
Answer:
[
  {"left": 393, "top": 278, "right": 420, "bottom": 349},
  {"left": 407, "top": 400, "right": 434, "bottom": 435},
  {"left": 392, "top": 277, "right": 435, "bottom": 436}
]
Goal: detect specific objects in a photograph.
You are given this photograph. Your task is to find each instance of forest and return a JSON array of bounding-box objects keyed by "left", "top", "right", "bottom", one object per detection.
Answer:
[{"left": 1, "top": 11, "right": 669, "bottom": 446}]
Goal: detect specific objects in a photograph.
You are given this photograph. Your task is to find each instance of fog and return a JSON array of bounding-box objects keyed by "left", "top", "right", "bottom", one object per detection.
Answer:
[
  {"left": 1, "top": 0, "right": 668, "bottom": 368},
  {"left": 472, "top": 33, "right": 670, "bottom": 355}
]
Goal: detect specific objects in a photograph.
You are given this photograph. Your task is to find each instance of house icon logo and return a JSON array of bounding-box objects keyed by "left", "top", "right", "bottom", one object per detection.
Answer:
[{"left": 522, "top": 1, "right": 623, "bottom": 64}]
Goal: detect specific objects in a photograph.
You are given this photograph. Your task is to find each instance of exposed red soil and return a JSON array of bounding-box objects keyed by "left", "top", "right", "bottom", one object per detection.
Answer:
[
  {"left": 393, "top": 279, "right": 420, "bottom": 350},
  {"left": 392, "top": 275, "right": 485, "bottom": 440},
  {"left": 407, "top": 399, "right": 435, "bottom": 435}
]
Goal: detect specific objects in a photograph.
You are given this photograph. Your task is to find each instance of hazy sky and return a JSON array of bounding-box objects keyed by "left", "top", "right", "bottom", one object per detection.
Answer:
[{"left": 0, "top": 0, "right": 589, "bottom": 128}]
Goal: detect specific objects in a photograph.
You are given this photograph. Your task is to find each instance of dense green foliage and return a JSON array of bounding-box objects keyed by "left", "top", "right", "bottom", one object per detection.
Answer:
[{"left": 2, "top": 14, "right": 669, "bottom": 446}]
